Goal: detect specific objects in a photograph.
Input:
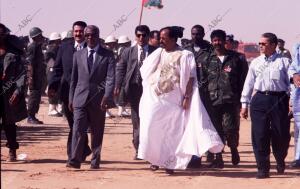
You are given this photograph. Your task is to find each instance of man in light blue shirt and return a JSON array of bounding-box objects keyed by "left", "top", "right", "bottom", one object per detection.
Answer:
[
  {"left": 240, "top": 33, "right": 291, "bottom": 179},
  {"left": 288, "top": 43, "right": 300, "bottom": 168}
]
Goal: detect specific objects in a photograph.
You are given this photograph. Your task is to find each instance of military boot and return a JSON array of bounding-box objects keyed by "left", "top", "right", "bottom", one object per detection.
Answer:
[
  {"left": 208, "top": 153, "right": 224, "bottom": 168},
  {"left": 7, "top": 149, "right": 17, "bottom": 162}
]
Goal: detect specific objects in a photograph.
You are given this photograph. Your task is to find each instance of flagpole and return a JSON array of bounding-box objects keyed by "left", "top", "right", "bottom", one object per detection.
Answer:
[{"left": 138, "top": 0, "right": 144, "bottom": 25}]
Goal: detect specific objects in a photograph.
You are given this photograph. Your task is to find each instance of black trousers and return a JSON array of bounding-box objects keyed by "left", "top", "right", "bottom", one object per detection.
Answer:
[
  {"left": 128, "top": 84, "right": 143, "bottom": 154},
  {"left": 250, "top": 92, "right": 290, "bottom": 172},
  {"left": 0, "top": 124, "right": 19, "bottom": 150},
  {"left": 27, "top": 89, "right": 42, "bottom": 116},
  {"left": 209, "top": 103, "right": 240, "bottom": 148}
]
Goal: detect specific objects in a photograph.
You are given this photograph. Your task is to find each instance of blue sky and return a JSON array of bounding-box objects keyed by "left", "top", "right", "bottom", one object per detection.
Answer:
[{"left": 1, "top": 0, "right": 299, "bottom": 50}]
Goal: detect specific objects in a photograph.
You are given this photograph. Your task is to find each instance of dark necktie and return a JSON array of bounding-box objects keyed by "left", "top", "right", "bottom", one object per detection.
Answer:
[
  {"left": 87, "top": 49, "right": 95, "bottom": 73},
  {"left": 139, "top": 48, "right": 145, "bottom": 67}
]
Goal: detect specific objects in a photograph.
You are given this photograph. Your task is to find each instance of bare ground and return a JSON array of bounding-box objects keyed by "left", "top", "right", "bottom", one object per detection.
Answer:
[{"left": 1, "top": 97, "right": 300, "bottom": 189}]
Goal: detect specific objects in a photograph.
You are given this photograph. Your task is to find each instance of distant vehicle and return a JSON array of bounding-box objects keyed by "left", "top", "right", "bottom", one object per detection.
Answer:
[{"left": 237, "top": 42, "right": 260, "bottom": 63}]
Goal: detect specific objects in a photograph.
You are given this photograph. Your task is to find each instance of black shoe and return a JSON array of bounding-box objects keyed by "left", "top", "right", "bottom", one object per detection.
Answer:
[
  {"left": 256, "top": 171, "right": 270, "bottom": 179},
  {"left": 27, "top": 117, "right": 43, "bottom": 124},
  {"left": 206, "top": 152, "right": 214, "bottom": 163},
  {"left": 209, "top": 159, "right": 224, "bottom": 169},
  {"left": 82, "top": 148, "right": 92, "bottom": 162},
  {"left": 150, "top": 164, "right": 159, "bottom": 171},
  {"left": 7, "top": 149, "right": 17, "bottom": 162},
  {"left": 276, "top": 163, "right": 285, "bottom": 174},
  {"left": 289, "top": 160, "right": 300, "bottom": 168},
  {"left": 165, "top": 169, "right": 174, "bottom": 175},
  {"left": 66, "top": 162, "right": 80, "bottom": 169},
  {"left": 90, "top": 164, "right": 100, "bottom": 169},
  {"left": 231, "top": 148, "right": 240, "bottom": 165},
  {"left": 187, "top": 156, "right": 202, "bottom": 168}
]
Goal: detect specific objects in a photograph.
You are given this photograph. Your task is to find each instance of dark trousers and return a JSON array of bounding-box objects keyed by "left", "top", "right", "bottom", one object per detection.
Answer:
[
  {"left": 209, "top": 103, "right": 240, "bottom": 148},
  {"left": 0, "top": 124, "right": 19, "bottom": 150},
  {"left": 128, "top": 84, "right": 143, "bottom": 154},
  {"left": 250, "top": 92, "right": 290, "bottom": 172},
  {"left": 48, "top": 87, "right": 60, "bottom": 104},
  {"left": 27, "top": 89, "right": 42, "bottom": 116},
  {"left": 61, "top": 87, "right": 90, "bottom": 162},
  {"left": 70, "top": 102, "right": 106, "bottom": 166}
]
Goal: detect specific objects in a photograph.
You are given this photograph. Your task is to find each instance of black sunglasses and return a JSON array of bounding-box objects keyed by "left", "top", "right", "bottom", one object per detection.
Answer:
[
  {"left": 136, "top": 33, "right": 147, "bottom": 38},
  {"left": 258, "top": 42, "right": 267, "bottom": 46}
]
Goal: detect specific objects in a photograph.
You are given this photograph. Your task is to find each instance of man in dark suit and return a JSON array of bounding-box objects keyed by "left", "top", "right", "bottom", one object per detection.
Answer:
[
  {"left": 48, "top": 21, "right": 91, "bottom": 163},
  {"left": 67, "top": 25, "right": 115, "bottom": 169},
  {"left": 115, "top": 25, "right": 157, "bottom": 159}
]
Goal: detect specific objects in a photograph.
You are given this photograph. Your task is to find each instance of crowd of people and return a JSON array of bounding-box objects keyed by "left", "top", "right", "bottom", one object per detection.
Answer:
[{"left": 0, "top": 21, "right": 299, "bottom": 179}]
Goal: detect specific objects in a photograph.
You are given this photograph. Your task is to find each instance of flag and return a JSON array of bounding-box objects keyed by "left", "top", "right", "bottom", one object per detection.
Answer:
[{"left": 143, "top": 0, "right": 163, "bottom": 9}]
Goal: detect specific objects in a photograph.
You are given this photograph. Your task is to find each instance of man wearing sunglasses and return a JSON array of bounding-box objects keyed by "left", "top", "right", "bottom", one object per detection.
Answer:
[
  {"left": 240, "top": 33, "right": 291, "bottom": 178},
  {"left": 115, "top": 25, "right": 157, "bottom": 160}
]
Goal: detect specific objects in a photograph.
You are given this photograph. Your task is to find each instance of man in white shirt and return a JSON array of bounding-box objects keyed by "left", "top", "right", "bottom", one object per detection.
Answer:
[{"left": 240, "top": 32, "right": 291, "bottom": 179}]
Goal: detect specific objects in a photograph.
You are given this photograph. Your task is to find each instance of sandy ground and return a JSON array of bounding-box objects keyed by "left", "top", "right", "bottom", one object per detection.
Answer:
[{"left": 1, "top": 97, "right": 300, "bottom": 189}]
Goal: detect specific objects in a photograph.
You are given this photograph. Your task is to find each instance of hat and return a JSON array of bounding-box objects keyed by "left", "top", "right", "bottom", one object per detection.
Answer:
[
  {"left": 105, "top": 35, "right": 117, "bottom": 43},
  {"left": 29, "top": 27, "right": 43, "bottom": 38},
  {"left": 118, "top": 35, "right": 131, "bottom": 44},
  {"left": 61, "top": 30, "right": 73, "bottom": 40},
  {"left": 49, "top": 32, "right": 61, "bottom": 41}
]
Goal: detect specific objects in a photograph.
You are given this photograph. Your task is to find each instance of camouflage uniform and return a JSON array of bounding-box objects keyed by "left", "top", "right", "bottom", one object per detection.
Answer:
[{"left": 198, "top": 49, "right": 248, "bottom": 148}]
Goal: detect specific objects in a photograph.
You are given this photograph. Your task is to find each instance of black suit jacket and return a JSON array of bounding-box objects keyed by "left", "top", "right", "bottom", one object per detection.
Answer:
[
  {"left": 48, "top": 40, "right": 86, "bottom": 102},
  {"left": 116, "top": 45, "right": 157, "bottom": 95}
]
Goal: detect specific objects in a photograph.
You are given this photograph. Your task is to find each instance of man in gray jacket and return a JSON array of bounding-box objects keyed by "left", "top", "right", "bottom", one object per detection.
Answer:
[{"left": 67, "top": 25, "right": 115, "bottom": 169}]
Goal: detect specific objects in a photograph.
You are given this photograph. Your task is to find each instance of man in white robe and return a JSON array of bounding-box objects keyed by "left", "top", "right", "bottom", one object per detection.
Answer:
[{"left": 138, "top": 26, "right": 224, "bottom": 174}]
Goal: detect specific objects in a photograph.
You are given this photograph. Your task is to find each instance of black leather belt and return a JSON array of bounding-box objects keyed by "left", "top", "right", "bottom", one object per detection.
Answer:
[{"left": 257, "top": 91, "right": 286, "bottom": 96}]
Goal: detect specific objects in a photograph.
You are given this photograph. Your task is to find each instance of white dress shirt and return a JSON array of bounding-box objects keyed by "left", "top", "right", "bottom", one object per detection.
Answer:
[
  {"left": 74, "top": 41, "right": 85, "bottom": 51},
  {"left": 240, "top": 53, "right": 290, "bottom": 108},
  {"left": 87, "top": 45, "right": 99, "bottom": 64}
]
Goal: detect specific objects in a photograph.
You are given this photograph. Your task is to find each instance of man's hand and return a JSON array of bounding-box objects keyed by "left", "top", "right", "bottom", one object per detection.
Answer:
[
  {"left": 114, "top": 87, "right": 120, "bottom": 97},
  {"left": 100, "top": 97, "right": 108, "bottom": 111},
  {"left": 47, "top": 89, "right": 56, "bottom": 98},
  {"left": 293, "top": 74, "right": 300, "bottom": 87},
  {"left": 182, "top": 97, "right": 191, "bottom": 110},
  {"left": 240, "top": 108, "right": 248, "bottom": 119},
  {"left": 68, "top": 103, "right": 73, "bottom": 112},
  {"left": 9, "top": 93, "right": 19, "bottom": 105}
]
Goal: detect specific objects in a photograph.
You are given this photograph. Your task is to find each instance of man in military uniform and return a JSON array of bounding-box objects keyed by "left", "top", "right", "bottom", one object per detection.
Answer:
[
  {"left": 0, "top": 34, "right": 27, "bottom": 161},
  {"left": 185, "top": 24, "right": 213, "bottom": 167},
  {"left": 200, "top": 30, "right": 247, "bottom": 168},
  {"left": 277, "top": 38, "right": 292, "bottom": 60},
  {"left": 26, "top": 27, "right": 45, "bottom": 124}
]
